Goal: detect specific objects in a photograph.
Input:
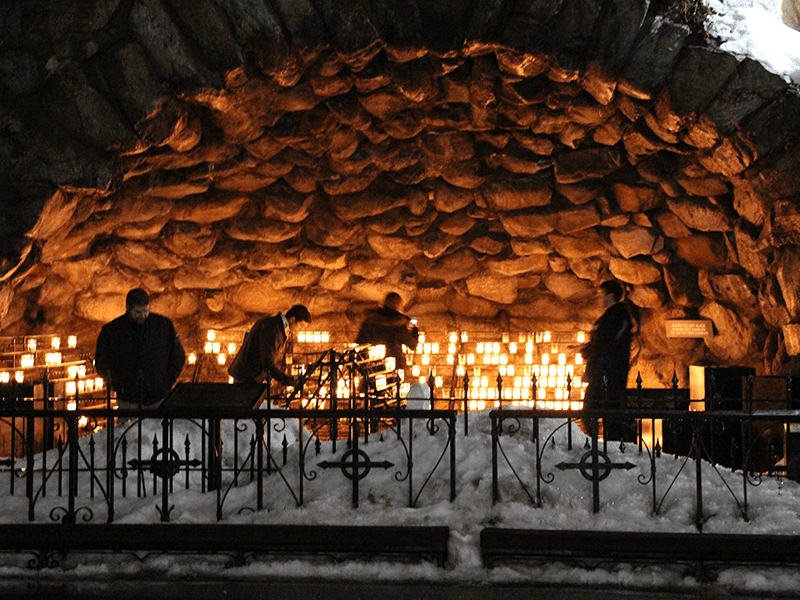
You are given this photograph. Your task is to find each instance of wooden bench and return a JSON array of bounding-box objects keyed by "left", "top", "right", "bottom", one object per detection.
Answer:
[
  {"left": 481, "top": 528, "right": 800, "bottom": 578},
  {"left": 0, "top": 523, "right": 450, "bottom": 568}
]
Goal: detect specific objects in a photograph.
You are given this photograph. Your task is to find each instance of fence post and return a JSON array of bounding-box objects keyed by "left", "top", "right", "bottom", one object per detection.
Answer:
[
  {"left": 491, "top": 414, "right": 499, "bottom": 504},
  {"left": 462, "top": 372, "right": 469, "bottom": 437},
  {"left": 106, "top": 386, "right": 115, "bottom": 523}
]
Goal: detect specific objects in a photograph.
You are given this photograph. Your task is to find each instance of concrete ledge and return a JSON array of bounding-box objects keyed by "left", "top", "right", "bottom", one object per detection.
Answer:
[
  {"left": 0, "top": 523, "right": 450, "bottom": 568},
  {"left": 481, "top": 528, "right": 800, "bottom": 571}
]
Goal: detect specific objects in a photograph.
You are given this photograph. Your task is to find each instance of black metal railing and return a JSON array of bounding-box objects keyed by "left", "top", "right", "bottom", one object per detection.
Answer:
[
  {"left": 491, "top": 402, "right": 800, "bottom": 531},
  {"left": 1, "top": 366, "right": 797, "bottom": 534},
  {"left": 0, "top": 403, "right": 457, "bottom": 523}
]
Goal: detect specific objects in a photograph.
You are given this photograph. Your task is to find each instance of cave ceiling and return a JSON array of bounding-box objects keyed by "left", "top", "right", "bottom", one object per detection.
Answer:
[{"left": 2, "top": 0, "right": 800, "bottom": 383}]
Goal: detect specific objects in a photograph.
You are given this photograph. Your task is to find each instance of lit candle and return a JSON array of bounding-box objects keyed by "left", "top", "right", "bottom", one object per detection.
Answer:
[
  {"left": 51, "top": 337, "right": 61, "bottom": 350},
  {"left": 188, "top": 353, "right": 197, "bottom": 364},
  {"left": 68, "top": 336, "right": 77, "bottom": 348},
  {"left": 207, "top": 330, "right": 216, "bottom": 341},
  {"left": 0, "top": 372, "right": 9, "bottom": 383},
  {"left": 26, "top": 339, "right": 36, "bottom": 353},
  {"left": 217, "top": 354, "right": 227, "bottom": 365},
  {"left": 20, "top": 354, "right": 34, "bottom": 368}
]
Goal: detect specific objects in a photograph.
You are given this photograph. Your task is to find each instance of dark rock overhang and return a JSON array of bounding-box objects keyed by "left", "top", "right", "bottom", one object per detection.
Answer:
[{"left": 1, "top": 0, "right": 800, "bottom": 384}]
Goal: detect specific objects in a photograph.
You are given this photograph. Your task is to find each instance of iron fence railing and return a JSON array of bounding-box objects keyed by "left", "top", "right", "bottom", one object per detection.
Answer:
[
  {"left": 0, "top": 404, "right": 457, "bottom": 523},
  {"left": 0, "top": 367, "right": 797, "bottom": 534},
  {"left": 491, "top": 406, "right": 800, "bottom": 531}
]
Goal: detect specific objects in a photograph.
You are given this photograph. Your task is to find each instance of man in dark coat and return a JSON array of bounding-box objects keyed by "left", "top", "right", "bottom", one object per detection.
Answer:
[
  {"left": 95, "top": 288, "right": 186, "bottom": 408},
  {"left": 356, "top": 292, "right": 418, "bottom": 371},
  {"left": 227, "top": 304, "right": 311, "bottom": 388},
  {"left": 578, "top": 280, "right": 633, "bottom": 440}
]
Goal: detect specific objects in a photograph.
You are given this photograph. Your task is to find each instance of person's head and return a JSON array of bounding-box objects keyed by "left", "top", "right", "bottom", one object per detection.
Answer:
[
  {"left": 599, "top": 280, "right": 623, "bottom": 307},
  {"left": 126, "top": 288, "right": 150, "bottom": 325},
  {"left": 382, "top": 292, "right": 403, "bottom": 312},
  {"left": 285, "top": 304, "right": 311, "bottom": 334}
]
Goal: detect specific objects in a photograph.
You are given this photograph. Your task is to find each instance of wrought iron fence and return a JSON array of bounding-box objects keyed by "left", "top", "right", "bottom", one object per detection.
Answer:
[
  {"left": 491, "top": 403, "right": 800, "bottom": 531},
  {"left": 0, "top": 403, "right": 457, "bottom": 523}
]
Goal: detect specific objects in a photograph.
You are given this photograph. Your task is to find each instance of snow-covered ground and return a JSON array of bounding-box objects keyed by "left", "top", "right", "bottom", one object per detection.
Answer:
[
  {"left": 2, "top": 408, "right": 800, "bottom": 596},
  {"left": 706, "top": 0, "right": 800, "bottom": 83}
]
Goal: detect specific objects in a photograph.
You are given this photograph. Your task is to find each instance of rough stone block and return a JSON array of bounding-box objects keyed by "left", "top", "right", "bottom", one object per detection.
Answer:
[
  {"left": 700, "top": 301, "right": 755, "bottom": 362},
  {"left": 130, "top": 0, "right": 219, "bottom": 86},
  {"left": 620, "top": 16, "right": 691, "bottom": 99},
  {"left": 269, "top": 0, "right": 327, "bottom": 48},
  {"left": 666, "top": 197, "right": 732, "bottom": 232},
  {"left": 587, "top": 0, "right": 649, "bottom": 71},
  {"left": 704, "top": 58, "right": 788, "bottom": 135},
  {"left": 741, "top": 89, "right": 800, "bottom": 159},
  {"left": 783, "top": 0, "right": 800, "bottom": 31},
  {"left": 666, "top": 46, "right": 739, "bottom": 117},
  {"left": 546, "top": 0, "right": 606, "bottom": 70},
  {"left": 783, "top": 324, "right": 800, "bottom": 356},
  {"left": 608, "top": 256, "right": 662, "bottom": 284},
  {"left": 169, "top": 0, "right": 242, "bottom": 71}
]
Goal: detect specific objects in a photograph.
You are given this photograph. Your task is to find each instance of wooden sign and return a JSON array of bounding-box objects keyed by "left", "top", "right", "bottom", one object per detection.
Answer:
[{"left": 666, "top": 320, "right": 713, "bottom": 338}]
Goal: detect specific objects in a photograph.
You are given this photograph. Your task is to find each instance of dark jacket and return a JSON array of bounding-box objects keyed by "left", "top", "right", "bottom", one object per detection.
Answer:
[
  {"left": 95, "top": 313, "right": 186, "bottom": 406},
  {"left": 582, "top": 301, "right": 633, "bottom": 405},
  {"left": 227, "top": 314, "right": 292, "bottom": 385},
  {"left": 356, "top": 306, "right": 419, "bottom": 369}
]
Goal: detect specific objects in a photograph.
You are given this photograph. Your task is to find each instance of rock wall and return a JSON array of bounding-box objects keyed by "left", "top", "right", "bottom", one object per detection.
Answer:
[
  {"left": 1, "top": 0, "right": 800, "bottom": 386},
  {"left": 784, "top": 0, "right": 800, "bottom": 31}
]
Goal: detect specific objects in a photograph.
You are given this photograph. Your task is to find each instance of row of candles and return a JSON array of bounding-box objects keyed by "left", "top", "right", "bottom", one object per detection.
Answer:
[
  {"left": 0, "top": 336, "right": 104, "bottom": 408},
  {"left": 285, "top": 328, "right": 588, "bottom": 408}
]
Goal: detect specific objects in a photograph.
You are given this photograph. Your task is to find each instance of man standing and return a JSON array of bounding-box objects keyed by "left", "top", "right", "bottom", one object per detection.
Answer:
[
  {"left": 356, "top": 292, "right": 419, "bottom": 371},
  {"left": 578, "top": 280, "right": 634, "bottom": 440},
  {"left": 227, "top": 304, "right": 311, "bottom": 388},
  {"left": 95, "top": 288, "right": 186, "bottom": 409}
]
